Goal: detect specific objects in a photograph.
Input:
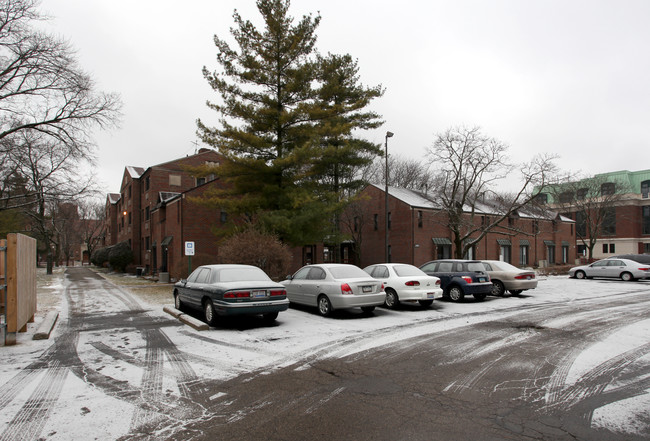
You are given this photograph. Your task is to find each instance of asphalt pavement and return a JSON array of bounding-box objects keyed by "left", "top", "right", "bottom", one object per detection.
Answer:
[{"left": 0, "top": 266, "right": 648, "bottom": 441}]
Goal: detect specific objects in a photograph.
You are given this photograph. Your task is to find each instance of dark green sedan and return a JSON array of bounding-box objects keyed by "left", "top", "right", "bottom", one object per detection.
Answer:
[{"left": 173, "top": 264, "right": 289, "bottom": 326}]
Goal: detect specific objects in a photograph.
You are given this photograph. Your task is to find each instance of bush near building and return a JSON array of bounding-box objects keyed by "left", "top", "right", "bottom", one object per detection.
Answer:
[{"left": 219, "top": 230, "right": 292, "bottom": 281}]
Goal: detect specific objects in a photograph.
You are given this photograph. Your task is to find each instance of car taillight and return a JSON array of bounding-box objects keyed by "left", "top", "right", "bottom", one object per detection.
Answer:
[
  {"left": 341, "top": 283, "right": 353, "bottom": 294},
  {"left": 435, "top": 279, "right": 441, "bottom": 286},
  {"left": 461, "top": 276, "right": 473, "bottom": 284},
  {"left": 270, "top": 289, "right": 286, "bottom": 296},
  {"left": 515, "top": 274, "right": 535, "bottom": 280},
  {"left": 639, "top": 267, "right": 650, "bottom": 271},
  {"left": 224, "top": 291, "right": 250, "bottom": 298},
  {"left": 405, "top": 281, "right": 420, "bottom": 286}
]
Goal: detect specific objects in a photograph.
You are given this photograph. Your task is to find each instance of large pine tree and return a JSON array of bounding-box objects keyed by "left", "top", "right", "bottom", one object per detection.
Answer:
[{"left": 197, "top": 0, "right": 383, "bottom": 246}]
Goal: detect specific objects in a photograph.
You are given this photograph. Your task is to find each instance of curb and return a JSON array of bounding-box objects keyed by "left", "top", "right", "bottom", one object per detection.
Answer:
[
  {"left": 33, "top": 311, "right": 59, "bottom": 340},
  {"left": 163, "top": 305, "right": 209, "bottom": 331}
]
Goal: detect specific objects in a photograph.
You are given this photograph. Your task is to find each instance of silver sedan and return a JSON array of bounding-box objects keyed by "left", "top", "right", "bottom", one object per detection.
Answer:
[
  {"left": 281, "top": 264, "right": 386, "bottom": 317},
  {"left": 364, "top": 263, "right": 442, "bottom": 309},
  {"left": 569, "top": 258, "right": 650, "bottom": 281}
]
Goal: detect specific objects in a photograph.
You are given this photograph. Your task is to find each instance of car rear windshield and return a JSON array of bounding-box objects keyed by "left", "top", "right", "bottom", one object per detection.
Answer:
[
  {"left": 329, "top": 266, "right": 369, "bottom": 279},
  {"left": 394, "top": 265, "right": 425, "bottom": 277},
  {"left": 218, "top": 267, "right": 271, "bottom": 282},
  {"left": 466, "top": 263, "right": 485, "bottom": 272}
]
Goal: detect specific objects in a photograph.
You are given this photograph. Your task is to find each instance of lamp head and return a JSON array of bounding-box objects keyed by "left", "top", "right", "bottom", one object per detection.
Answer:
[{"left": 386, "top": 131, "right": 394, "bottom": 138}]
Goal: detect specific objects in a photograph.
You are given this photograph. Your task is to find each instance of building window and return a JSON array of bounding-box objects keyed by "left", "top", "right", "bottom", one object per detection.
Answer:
[
  {"left": 417, "top": 210, "right": 423, "bottom": 228},
  {"left": 559, "top": 191, "right": 573, "bottom": 203},
  {"left": 645, "top": 243, "right": 650, "bottom": 253},
  {"left": 547, "top": 244, "right": 556, "bottom": 264},
  {"left": 603, "top": 243, "right": 608, "bottom": 253},
  {"left": 196, "top": 177, "right": 206, "bottom": 186},
  {"left": 437, "top": 245, "right": 451, "bottom": 260},
  {"left": 642, "top": 180, "right": 650, "bottom": 198},
  {"left": 145, "top": 236, "right": 150, "bottom": 251},
  {"left": 128, "top": 212, "right": 132, "bottom": 225},
  {"left": 535, "top": 193, "right": 548, "bottom": 204},
  {"left": 169, "top": 175, "right": 181, "bottom": 186},
  {"left": 128, "top": 185, "right": 132, "bottom": 199},
  {"left": 562, "top": 246, "right": 569, "bottom": 263},
  {"left": 577, "top": 244, "right": 587, "bottom": 256},
  {"left": 643, "top": 206, "right": 650, "bottom": 235},
  {"left": 500, "top": 245, "right": 511, "bottom": 263},
  {"left": 354, "top": 216, "right": 359, "bottom": 232},
  {"left": 576, "top": 211, "right": 587, "bottom": 237},
  {"left": 373, "top": 214, "right": 378, "bottom": 231},
  {"left": 519, "top": 245, "right": 529, "bottom": 266},
  {"left": 145, "top": 206, "right": 150, "bottom": 220},
  {"left": 145, "top": 176, "right": 150, "bottom": 191},
  {"left": 601, "top": 182, "right": 615, "bottom": 196},
  {"left": 221, "top": 211, "right": 227, "bottom": 223},
  {"left": 602, "top": 207, "right": 616, "bottom": 235},
  {"left": 532, "top": 220, "right": 539, "bottom": 234},
  {"left": 576, "top": 188, "right": 588, "bottom": 200}
]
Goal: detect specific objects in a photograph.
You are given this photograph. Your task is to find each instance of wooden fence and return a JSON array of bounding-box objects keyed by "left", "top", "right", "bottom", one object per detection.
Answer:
[{"left": 1, "top": 233, "right": 37, "bottom": 346}]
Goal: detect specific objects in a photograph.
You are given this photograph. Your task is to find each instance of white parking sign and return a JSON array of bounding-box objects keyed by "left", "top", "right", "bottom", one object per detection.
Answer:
[{"left": 185, "top": 241, "right": 195, "bottom": 256}]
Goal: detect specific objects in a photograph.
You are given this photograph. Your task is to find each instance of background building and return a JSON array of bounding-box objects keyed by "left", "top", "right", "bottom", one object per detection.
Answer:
[
  {"left": 103, "top": 149, "right": 225, "bottom": 279},
  {"left": 539, "top": 169, "right": 650, "bottom": 260}
]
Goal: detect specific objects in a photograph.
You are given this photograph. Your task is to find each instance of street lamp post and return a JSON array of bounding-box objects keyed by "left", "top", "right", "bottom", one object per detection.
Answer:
[{"left": 385, "top": 131, "right": 393, "bottom": 262}]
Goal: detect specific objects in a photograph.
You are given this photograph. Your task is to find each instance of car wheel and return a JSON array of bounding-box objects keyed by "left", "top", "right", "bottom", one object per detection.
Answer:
[
  {"left": 174, "top": 291, "right": 183, "bottom": 310},
  {"left": 204, "top": 299, "right": 218, "bottom": 326},
  {"left": 263, "top": 311, "right": 279, "bottom": 322},
  {"left": 509, "top": 290, "right": 523, "bottom": 296},
  {"left": 575, "top": 270, "right": 586, "bottom": 279},
  {"left": 473, "top": 293, "right": 487, "bottom": 301},
  {"left": 361, "top": 306, "right": 375, "bottom": 314},
  {"left": 419, "top": 300, "right": 433, "bottom": 307},
  {"left": 620, "top": 272, "right": 634, "bottom": 282},
  {"left": 490, "top": 280, "right": 505, "bottom": 296},
  {"left": 317, "top": 295, "right": 333, "bottom": 317},
  {"left": 448, "top": 286, "right": 464, "bottom": 302},
  {"left": 385, "top": 289, "right": 399, "bottom": 309}
]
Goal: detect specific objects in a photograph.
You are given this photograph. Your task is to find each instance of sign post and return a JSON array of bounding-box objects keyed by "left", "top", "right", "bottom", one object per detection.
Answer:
[{"left": 184, "top": 241, "right": 195, "bottom": 274}]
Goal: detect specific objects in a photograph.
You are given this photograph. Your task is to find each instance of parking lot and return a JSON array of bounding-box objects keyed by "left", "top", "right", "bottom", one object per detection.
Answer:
[{"left": 0, "top": 267, "right": 649, "bottom": 440}]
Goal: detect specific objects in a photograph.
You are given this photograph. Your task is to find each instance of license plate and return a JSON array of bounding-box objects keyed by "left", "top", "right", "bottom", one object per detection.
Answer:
[
  {"left": 362, "top": 286, "right": 372, "bottom": 293},
  {"left": 252, "top": 290, "right": 267, "bottom": 298},
  {"left": 427, "top": 292, "right": 435, "bottom": 298},
  {"left": 478, "top": 277, "right": 486, "bottom": 282}
]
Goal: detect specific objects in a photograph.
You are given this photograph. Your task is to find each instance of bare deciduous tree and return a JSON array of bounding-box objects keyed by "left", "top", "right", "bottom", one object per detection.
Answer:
[
  {"left": 0, "top": 0, "right": 121, "bottom": 211},
  {"left": 362, "top": 154, "right": 435, "bottom": 191},
  {"left": 425, "top": 126, "right": 558, "bottom": 258},
  {"left": 546, "top": 173, "right": 632, "bottom": 260}
]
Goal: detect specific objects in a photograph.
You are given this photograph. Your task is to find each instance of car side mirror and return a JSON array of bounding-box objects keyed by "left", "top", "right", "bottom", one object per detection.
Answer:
[
  {"left": 180, "top": 279, "right": 187, "bottom": 284},
  {"left": 286, "top": 275, "right": 293, "bottom": 280}
]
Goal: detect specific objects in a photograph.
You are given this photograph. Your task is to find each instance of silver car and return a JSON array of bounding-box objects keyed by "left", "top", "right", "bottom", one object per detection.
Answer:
[
  {"left": 282, "top": 264, "right": 386, "bottom": 317},
  {"left": 364, "top": 263, "right": 442, "bottom": 309},
  {"left": 569, "top": 258, "right": 650, "bottom": 281},
  {"left": 479, "top": 260, "right": 538, "bottom": 296}
]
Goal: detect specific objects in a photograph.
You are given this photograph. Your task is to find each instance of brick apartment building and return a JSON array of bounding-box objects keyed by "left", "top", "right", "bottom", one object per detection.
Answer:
[
  {"left": 333, "top": 184, "right": 576, "bottom": 269},
  {"left": 103, "top": 149, "right": 225, "bottom": 279},
  {"left": 540, "top": 169, "right": 650, "bottom": 259}
]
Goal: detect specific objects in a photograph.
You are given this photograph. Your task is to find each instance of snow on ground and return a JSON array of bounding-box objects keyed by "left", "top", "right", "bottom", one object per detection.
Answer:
[{"left": 1, "top": 269, "right": 649, "bottom": 439}]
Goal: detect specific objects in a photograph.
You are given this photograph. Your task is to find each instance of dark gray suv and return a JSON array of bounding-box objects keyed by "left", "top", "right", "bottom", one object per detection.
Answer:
[{"left": 419, "top": 259, "right": 493, "bottom": 302}]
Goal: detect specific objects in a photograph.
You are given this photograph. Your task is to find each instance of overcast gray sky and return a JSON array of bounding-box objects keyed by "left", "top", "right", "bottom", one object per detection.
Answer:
[{"left": 41, "top": 0, "right": 650, "bottom": 195}]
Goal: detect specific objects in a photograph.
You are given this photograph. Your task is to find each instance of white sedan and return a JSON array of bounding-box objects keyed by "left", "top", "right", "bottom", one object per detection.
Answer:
[
  {"left": 364, "top": 263, "right": 442, "bottom": 309},
  {"left": 569, "top": 258, "right": 650, "bottom": 281}
]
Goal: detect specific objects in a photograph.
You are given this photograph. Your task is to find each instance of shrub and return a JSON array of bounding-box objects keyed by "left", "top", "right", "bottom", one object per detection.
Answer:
[
  {"left": 219, "top": 229, "right": 292, "bottom": 280},
  {"left": 91, "top": 246, "right": 110, "bottom": 267},
  {"left": 108, "top": 241, "right": 134, "bottom": 272}
]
